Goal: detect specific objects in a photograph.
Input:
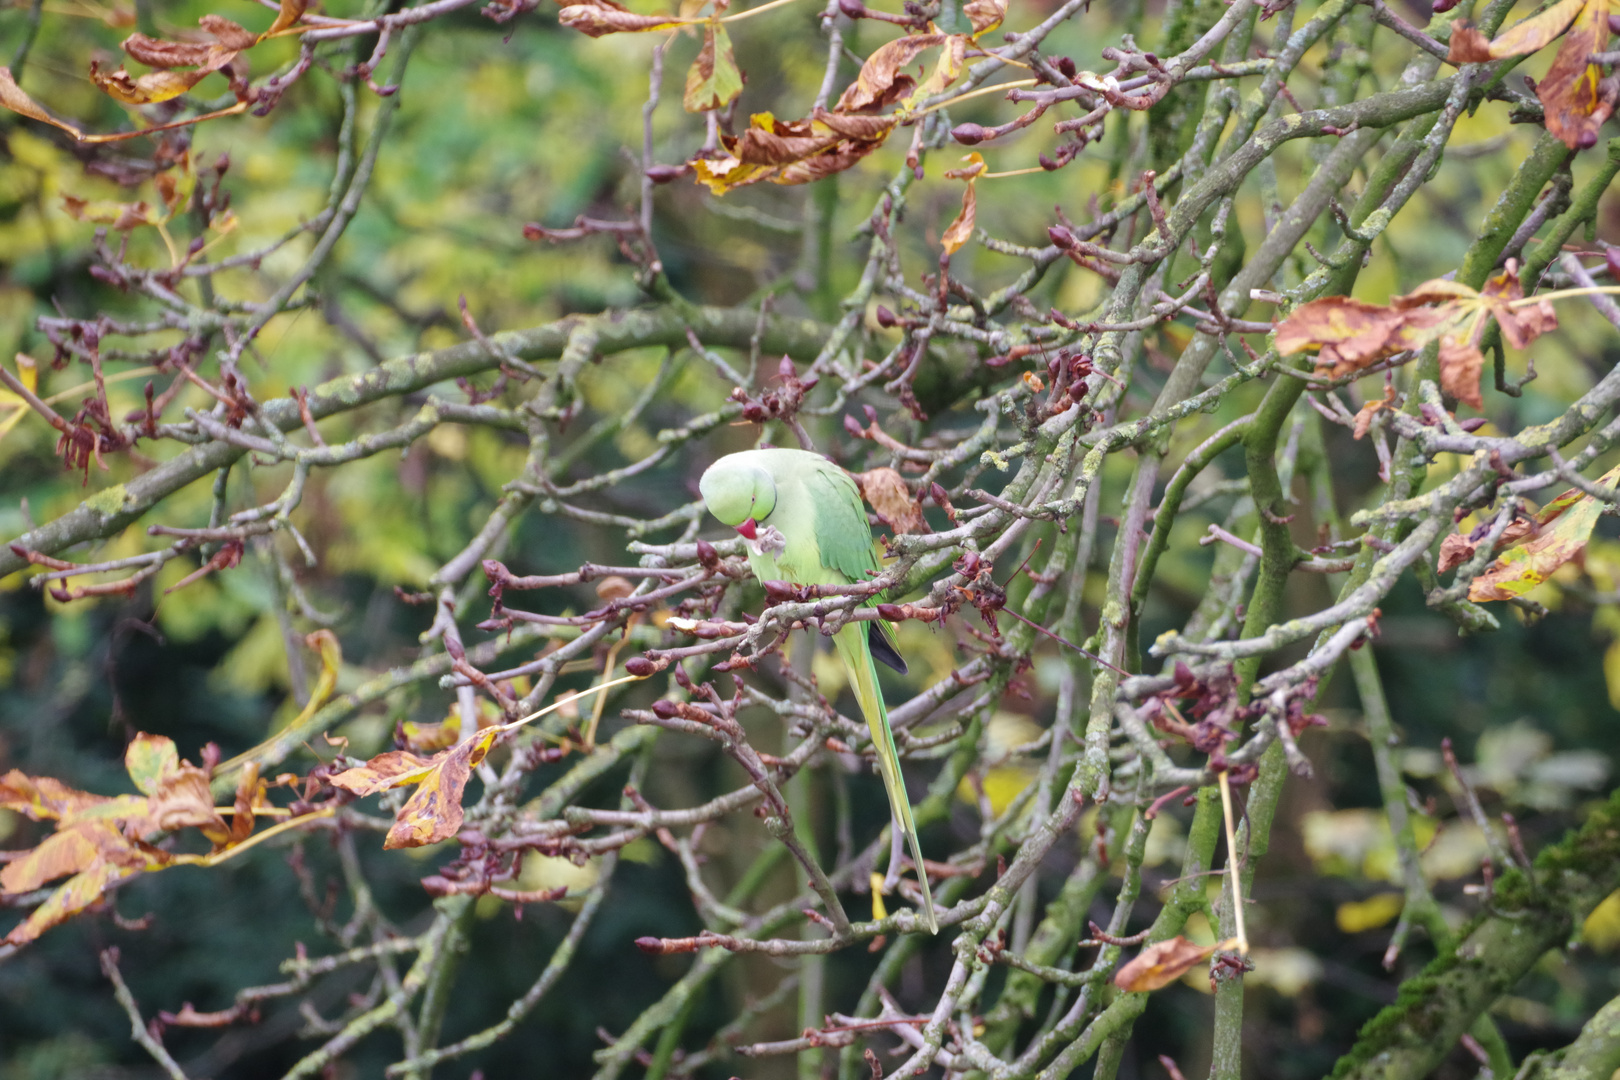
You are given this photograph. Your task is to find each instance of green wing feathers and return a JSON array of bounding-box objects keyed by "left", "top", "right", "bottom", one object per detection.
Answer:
[
  {"left": 833, "top": 623, "right": 938, "bottom": 934},
  {"left": 806, "top": 463, "right": 879, "bottom": 586}
]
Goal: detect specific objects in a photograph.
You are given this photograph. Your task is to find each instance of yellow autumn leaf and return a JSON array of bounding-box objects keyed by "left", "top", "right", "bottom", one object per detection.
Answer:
[
  {"left": 0, "top": 353, "right": 38, "bottom": 444},
  {"left": 1335, "top": 893, "right": 1404, "bottom": 933}
]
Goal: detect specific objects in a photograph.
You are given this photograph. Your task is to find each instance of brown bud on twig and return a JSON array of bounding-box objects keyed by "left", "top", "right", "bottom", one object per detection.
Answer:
[
  {"left": 645, "top": 163, "right": 690, "bottom": 184},
  {"left": 952, "top": 122, "right": 987, "bottom": 146},
  {"left": 635, "top": 936, "right": 704, "bottom": 955}
]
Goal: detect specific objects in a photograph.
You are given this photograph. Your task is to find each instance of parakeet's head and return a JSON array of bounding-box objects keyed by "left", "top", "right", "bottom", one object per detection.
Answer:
[{"left": 699, "top": 456, "right": 778, "bottom": 539}]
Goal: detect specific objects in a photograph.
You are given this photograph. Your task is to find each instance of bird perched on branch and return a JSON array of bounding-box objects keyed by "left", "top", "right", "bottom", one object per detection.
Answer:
[{"left": 699, "top": 448, "right": 938, "bottom": 934}]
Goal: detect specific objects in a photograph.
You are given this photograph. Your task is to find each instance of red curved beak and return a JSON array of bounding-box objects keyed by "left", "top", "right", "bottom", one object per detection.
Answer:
[{"left": 735, "top": 517, "right": 758, "bottom": 540}]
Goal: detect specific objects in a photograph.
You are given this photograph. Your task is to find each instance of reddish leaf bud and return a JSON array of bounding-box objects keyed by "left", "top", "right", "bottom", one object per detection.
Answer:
[
  {"left": 696, "top": 538, "right": 719, "bottom": 567},
  {"left": 844, "top": 413, "right": 865, "bottom": 437},
  {"left": 875, "top": 304, "right": 898, "bottom": 328},
  {"left": 863, "top": 404, "right": 879, "bottom": 424},
  {"left": 1056, "top": 56, "right": 1078, "bottom": 79},
  {"left": 651, "top": 699, "right": 680, "bottom": 719},
  {"left": 930, "top": 482, "right": 950, "bottom": 506},
  {"left": 763, "top": 580, "right": 797, "bottom": 602},
  {"left": 877, "top": 603, "right": 904, "bottom": 621},
  {"left": 1607, "top": 245, "right": 1620, "bottom": 281},
  {"left": 624, "top": 656, "right": 656, "bottom": 677},
  {"left": 1048, "top": 225, "right": 1077, "bottom": 250},
  {"left": 951, "top": 122, "right": 987, "bottom": 146},
  {"left": 778, "top": 355, "right": 797, "bottom": 380},
  {"left": 838, "top": 0, "right": 867, "bottom": 16}
]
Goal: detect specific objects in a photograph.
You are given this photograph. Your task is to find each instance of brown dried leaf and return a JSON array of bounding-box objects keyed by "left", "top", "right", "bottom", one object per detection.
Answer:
[
  {"left": 225, "top": 762, "right": 262, "bottom": 846},
  {"left": 1446, "top": 22, "right": 1497, "bottom": 62},
  {"left": 942, "top": 150, "right": 986, "bottom": 180},
  {"left": 382, "top": 730, "right": 499, "bottom": 849},
  {"left": 122, "top": 33, "right": 219, "bottom": 69},
  {"left": 330, "top": 750, "right": 438, "bottom": 797},
  {"left": 774, "top": 139, "right": 885, "bottom": 184},
  {"left": 5, "top": 860, "right": 131, "bottom": 945},
  {"left": 938, "top": 152, "right": 983, "bottom": 257},
  {"left": 683, "top": 20, "right": 744, "bottom": 113},
  {"left": 263, "top": 0, "right": 310, "bottom": 37},
  {"left": 1535, "top": 0, "right": 1617, "bottom": 149},
  {"left": 1437, "top": 532, "right": 1479, "bottom": 573},
  {"left": 198, "top": 14, "right": 258, "bottom": 50},
  {"left": 858, "top": 467, "right": 926, "bottom": 534},
  {"left": 737, "top": 117, "right": 835, "bottom": 165},
  {"left": 1274, "top": 297, "right": 1440, "bottom": 375},
  {"left": 61, "top": 195, "right": 160, "bottom": 230},
  {"left": 1438, "top": 332, "right": 1486, "bottom": 410},
  {"left": 1468, "top": 463, "right": 1620, "bottom": 601},
  {"left": 0, "top": 65, "right": 248, "bottom": 139},
  {"left": 812, "top": 108, "right": 898, "bottom": 139},
  {"left": 1350, "top": 385, "right": 1397, "bottom": 440},
  {"left": 0, "top": 66, "right": 90, "bottom": 140},
  {"left": 691, "top": 109, "right": 896, "bottom": 193},
  {"left": 1438, "top": 515, "right": 1538, "bottom": 572},
  {"left": 1113, "top": 936, "right": 1218, "bottom": 992},
  {"left": 142, "top": 764, "right": 228, "bottom": 839},
  {"left": 1484, "top": 0, "right": 1586, "bottom": 56},
  {"left": 836, "top": 32, "right": 947, "bottom": 112},
  {"left": 1, "top": 822, "right": 108, "bottom": 893},
  {"left": 963, "top": 0, "right": 1005, "bottom": 36},
  {"left": 90, "top": 60, "right": 214, "bottom": 105},
  {"left": 0, "top": 769, "right": 114, "bottom": 821},
  {"left": 556, "top": 0, "right": 685, "bottom": 36}
]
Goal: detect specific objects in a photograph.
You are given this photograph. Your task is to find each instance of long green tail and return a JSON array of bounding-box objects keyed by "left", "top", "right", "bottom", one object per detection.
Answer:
[{"left": 834, "top": 624, "right": 939, "bottom": 934}]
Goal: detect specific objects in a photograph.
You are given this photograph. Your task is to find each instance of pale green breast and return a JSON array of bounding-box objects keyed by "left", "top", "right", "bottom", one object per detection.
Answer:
[{"left": 752, "top": 452, "right": 877, "bottom": 588}]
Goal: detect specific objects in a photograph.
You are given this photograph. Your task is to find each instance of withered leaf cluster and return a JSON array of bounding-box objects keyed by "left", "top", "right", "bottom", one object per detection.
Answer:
[
  {"left": 1448, "top": 0, "right": 1618, "bottom": 149},
  {"left": 0, "top": 0, "right": 306, "bottom": 140},
  {"left": 0, "top": 736, "right": 274, "bottom": 945},
  {"left": 1440, "top": 462, "right": 1620, "bottom": 602},
  {"left": 1274, "top": 261, "right": 1556, "bottom": 409}
]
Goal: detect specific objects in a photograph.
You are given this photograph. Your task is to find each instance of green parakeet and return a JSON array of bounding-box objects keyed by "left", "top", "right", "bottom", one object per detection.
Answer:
[{"left": 699, "top": 448, "right": 938, "bottom": 934}]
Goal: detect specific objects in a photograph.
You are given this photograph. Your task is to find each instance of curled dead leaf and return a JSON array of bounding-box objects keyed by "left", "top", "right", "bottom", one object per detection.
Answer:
[
  {"left": 556, "top": 0, "right": 685, "bottom": 36},
  {"left": 1534, "top": 0, "right": 1616, "bottom": 149},
  {"left": 331, "top": 730, "right": 500, "bottom": 849},
  {"left": 691, "top": 108, "right": 897, "bottom": 194},
  {"left": 1114, "top": 935, "right": 1218, "bottom": 992},
  {"left": 963, "top": 0, "right": 1005, "bottom": 36},
  {"left": 858, "top": 467, "right": 925, "bottom": 534},
  {"left": 61, "top": 195, "right": 161, "bottom": 231},
  {"left": 836, "top": 32, "right": 948, "bottom": 112},
  {"left": 1466, "top": 463, "right": 1620, "bottom": 601}
]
